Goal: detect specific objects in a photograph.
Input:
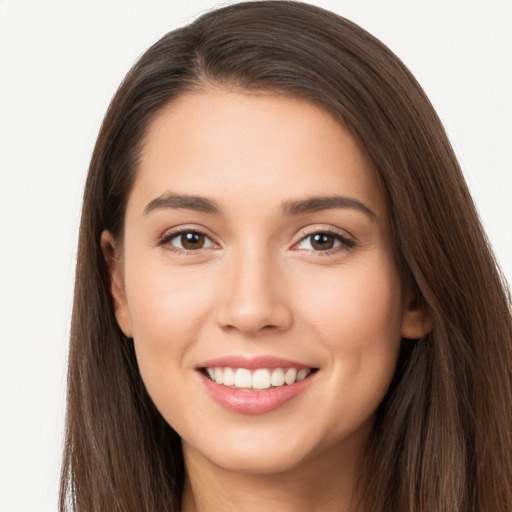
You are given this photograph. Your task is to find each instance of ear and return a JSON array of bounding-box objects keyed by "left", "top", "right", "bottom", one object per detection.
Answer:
[
  {"left": 400, "top": 289, "right": 432, "bottom": 340},
  {"left": 100, "top": 230, "right": 133, "bottom": 338}
]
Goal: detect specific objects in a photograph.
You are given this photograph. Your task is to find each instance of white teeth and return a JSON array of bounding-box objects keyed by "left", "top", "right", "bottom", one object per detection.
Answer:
[
  {"left": 252, "top": 369, "right": 271, "bottom": 390},
  {"left": 223, "top": 367, "right": 235, "bottom": 386},
  {"left": 270, "top": 368, "right": 285, "bottom": 387},
  {"left": 234, "top": 368, "right": 252, "bottom": 388},
  {"left": 205, "top": 366, "right": 313, "bottom": 389},
  {"left": 284, "top": 368, "right": 297, "bottom": 385},
  {"left": 296, "top": 368, "right": 308, "bottom": 381}
]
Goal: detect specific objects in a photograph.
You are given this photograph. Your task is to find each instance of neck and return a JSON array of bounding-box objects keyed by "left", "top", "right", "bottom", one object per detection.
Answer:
[{"left": 181, "top": 440, "right": 366, "bottom": 512}]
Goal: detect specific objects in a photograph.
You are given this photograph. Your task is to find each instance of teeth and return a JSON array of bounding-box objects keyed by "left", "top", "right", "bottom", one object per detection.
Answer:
[
  {"left": 270, "top": 368, "right": 285, "bottom": 387},
  {"left": 223, "top": 367, "right": 235, "bottom": 386},
  {"left": 284, "top": 368, "right": 297, "bottom": 385},
  {"left": 204, "top": 366, "right": 312, "bottom": 390},
  {"left": 234, "top": 368, "right": 252, "bottom": 388},
  {"left": 297, "top": 368, "right": 308, "bottom": 381},
  {"left": 252, "top": 369, "right": 271, "bottom": 390}
]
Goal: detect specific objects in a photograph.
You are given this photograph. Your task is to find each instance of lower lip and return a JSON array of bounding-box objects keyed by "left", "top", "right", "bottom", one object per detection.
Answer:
[{"left": 199, "top": 371, "right": 315, "bottom": 414}]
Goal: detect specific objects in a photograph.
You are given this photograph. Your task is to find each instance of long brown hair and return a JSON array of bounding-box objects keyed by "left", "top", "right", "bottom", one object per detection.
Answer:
[{"left": 60, "top": 2, "right": 512, "bottom": 510}]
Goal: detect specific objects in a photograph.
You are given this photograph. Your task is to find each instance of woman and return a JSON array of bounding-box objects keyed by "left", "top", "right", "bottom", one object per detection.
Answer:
[{"left": 60, "top": 1, "right": 512, "bottom": 511}]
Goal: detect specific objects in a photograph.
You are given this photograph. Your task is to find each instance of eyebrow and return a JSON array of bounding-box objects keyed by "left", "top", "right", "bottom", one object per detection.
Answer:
[
  {"left": 143, "top": 192, "right": 375, "bottom": 220},
  {"left": 144, "top": 193, "right": 221, "bottom": 215},
  {"left": 281, "top": 196, "right": 376, "bottom": 220}
]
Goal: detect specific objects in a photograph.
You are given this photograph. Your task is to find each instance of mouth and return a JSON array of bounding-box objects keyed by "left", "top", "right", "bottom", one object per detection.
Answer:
[
  {"left": 200, "top": 366, "right": 318, "bottom": 391},
  {"left": 196, "top": 355, "right": 319, "bottom": 413}
]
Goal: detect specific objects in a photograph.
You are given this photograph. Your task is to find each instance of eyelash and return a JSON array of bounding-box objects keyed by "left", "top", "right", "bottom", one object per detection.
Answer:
[
  {"left": 293, "top": 228, "right": 356, "bottom": 255},
  {"left": 157, "top": 227, "right": 356, "bottom": 256},
  {"left": 157, "top": 227, "right": 217, "bottom": 256}
]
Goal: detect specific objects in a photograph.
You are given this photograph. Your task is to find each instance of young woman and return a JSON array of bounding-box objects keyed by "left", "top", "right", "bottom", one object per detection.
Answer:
[{"left": 60, "top": 1, "right": 512, "bottom": 511}]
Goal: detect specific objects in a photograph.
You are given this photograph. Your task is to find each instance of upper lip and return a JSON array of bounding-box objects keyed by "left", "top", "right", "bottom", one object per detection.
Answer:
[{"left": 197, "top": 355, "right": 316, "bottom": 370}]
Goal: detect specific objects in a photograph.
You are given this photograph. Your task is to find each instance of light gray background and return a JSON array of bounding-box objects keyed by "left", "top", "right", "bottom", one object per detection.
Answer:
[{"left": 1, "top": 1, "right": 511, "bottom": 510}]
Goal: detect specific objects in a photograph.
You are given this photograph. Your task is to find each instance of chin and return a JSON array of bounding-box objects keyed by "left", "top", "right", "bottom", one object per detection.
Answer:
[
  {"left": 210, "top": 449, "right": 308, "bottom": 476},
  {"left": 183, "top": 426, "right": 316, "bottom": 475},
  {"left": 188, "top": 420, "right": 361, "bottom": 479}
]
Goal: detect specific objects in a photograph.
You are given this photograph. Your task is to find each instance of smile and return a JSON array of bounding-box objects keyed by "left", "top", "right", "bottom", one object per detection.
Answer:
[
  {"left": 197, "top": 356, "right": 318, "bottom": 413},
  {"left": 204, "top": 367, "right": 314, "bottom": 391}
]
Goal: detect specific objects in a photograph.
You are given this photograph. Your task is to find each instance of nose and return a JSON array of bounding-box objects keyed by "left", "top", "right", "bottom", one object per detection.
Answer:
[{"left": 216, "top": 246, "right": 293, "bottom": 335}]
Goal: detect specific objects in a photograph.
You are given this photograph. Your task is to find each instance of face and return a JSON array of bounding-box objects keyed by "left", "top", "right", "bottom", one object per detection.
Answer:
[{"left": 104, "top": 90, "right": 424, "bottom": 476}]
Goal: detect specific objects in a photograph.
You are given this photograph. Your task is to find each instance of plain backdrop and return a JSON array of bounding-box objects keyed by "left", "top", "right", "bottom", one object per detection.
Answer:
[{"left": 0, "top": 1, "right": 511, "bottom": 510}]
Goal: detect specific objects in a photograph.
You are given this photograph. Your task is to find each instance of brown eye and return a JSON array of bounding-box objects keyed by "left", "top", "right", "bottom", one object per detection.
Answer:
[
  {"left": 162, "top": 230, "right": 216, "bottom": 252},
  {"left": 310, "top": 233, "right": 335, "bottom": 250},
  {"left": 180, "top": 232, "right": 205, "bottom": 250},
  {"left": 295, "top": 231, "right": 354, "bottom": 253}
]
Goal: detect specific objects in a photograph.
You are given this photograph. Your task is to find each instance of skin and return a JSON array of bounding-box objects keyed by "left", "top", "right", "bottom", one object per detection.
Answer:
[{"left": 102, "top": 89, "right": 428, "bottom": 512}]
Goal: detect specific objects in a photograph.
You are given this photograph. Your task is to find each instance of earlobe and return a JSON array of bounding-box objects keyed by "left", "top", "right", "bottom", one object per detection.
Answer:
[
  {"left": 100, "top": 230, "right": 133, "bottom": 338},
  {"left": 400, "top": 292, "right": 432, "bottom": 340}
]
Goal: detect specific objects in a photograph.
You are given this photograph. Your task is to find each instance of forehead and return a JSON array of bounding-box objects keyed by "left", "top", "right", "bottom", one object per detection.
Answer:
[{"left": 130, "top": 89, "right": 385, "bottom": 219}]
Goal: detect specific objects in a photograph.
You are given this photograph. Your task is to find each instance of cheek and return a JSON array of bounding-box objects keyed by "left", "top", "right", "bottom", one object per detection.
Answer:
[
  {"left": 124, "top": 258, "right": 217, "bottom": 396},
  {"left": 127, "top": 262, "right": 212, "bottom": 341},
  {"left": 124, "top": 263, "right": 219, "bottom": 430},
  {"left": 299, "top": 258, "right": 403, "bottom": 339},
  {"left": 294, "top": 262, "right": 403, "bottom": 435},
  {"left": 296, "top": 259, "right": 403, "bottom": 386}
]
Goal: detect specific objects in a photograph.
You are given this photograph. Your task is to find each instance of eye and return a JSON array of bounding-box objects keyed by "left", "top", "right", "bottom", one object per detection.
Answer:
[
  {"left": 160, "top": 230, "right": 216, "bottom": 251},
  {"left": 295, "top": 231, "right": 354, "bottom": 252}
]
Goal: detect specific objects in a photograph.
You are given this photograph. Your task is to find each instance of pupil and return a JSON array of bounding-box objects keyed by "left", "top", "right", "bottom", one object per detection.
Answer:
[
  {"left": 312, "top": 233, "right": 334, "bottom": 250},
  {"left": 181, "top": 232, "right": 204, "bottom": 250}
]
